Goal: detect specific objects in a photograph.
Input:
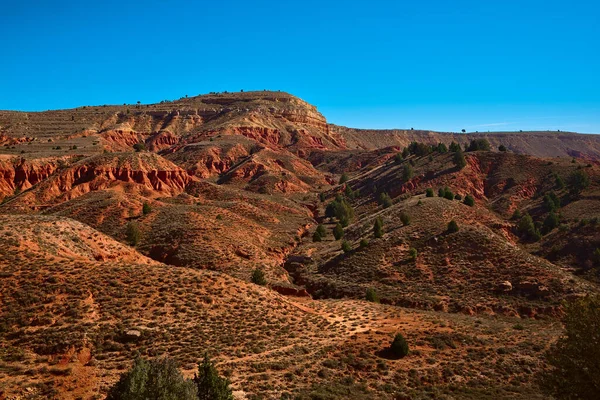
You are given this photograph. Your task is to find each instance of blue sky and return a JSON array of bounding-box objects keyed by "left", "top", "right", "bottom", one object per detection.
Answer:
[{"left": 1, "top": 0, "right": 599, "bottom": 132}]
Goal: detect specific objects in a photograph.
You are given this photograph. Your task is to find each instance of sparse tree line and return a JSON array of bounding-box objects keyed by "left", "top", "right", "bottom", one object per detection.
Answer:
[{"left": 513, "top": 169, "right": 590, "bottom": 242}]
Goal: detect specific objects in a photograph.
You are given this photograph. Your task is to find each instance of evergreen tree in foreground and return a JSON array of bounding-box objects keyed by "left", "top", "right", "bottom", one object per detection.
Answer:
[
  {"left": 540, "top": 296, "right": 600, "bottom": 400},
  {"left": 194, "top": 354, "right": 234, "bottom": 400},
  {"left": 107, "top": 357, "right": 197, "bottom": 400}
]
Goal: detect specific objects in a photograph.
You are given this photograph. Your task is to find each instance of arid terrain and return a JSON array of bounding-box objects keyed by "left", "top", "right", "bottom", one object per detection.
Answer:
[{"left": 1, "top": 91, "right": 599, "bottom": 399}]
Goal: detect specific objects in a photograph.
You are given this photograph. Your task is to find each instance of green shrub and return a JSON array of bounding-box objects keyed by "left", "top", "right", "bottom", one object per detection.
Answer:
[
  {"left": 454, "top": 194, "right": 462, "bottom": 201},
  {"left": 142, "top": 202, "right": 152, "bottom": 215},
  {"left": 312, "top": 231, "right": 322, "bottom": 242},
  {"left": 568, "top": 169, "right": 589, "bottom": 196},
  {"left": 373, "top": 217, "right": 384, "bottom": 238},
  {"left": 449, "top": 142, "right": 461, "bottom": 152},
  {"left": 394, "top": 153, "right": 403, "bottom": 164},
  {"left": 344, "top": 185, "right": 356, "bottom": 199},
  {"left": 555, "top": 173, "right": 565, "bottom": 190},
  {"left": 453, "top": 150, "right": 467, "bottom": 169},
  {"left": 403, "top": 164, "right": 414, "bottom": 181},
  {"left": 543, "top": 191, "right": 561, "bottom": 212},
  {"left": 341, "top": 241, "right": 352, "bottom": 253},
  {"left": 400, "top": 213, "right": 411, "bottom": 226},
  {"left": 378, "top": 192, "right": 393, "bottom": 208},
  {"left": 316, "top": 224, "right": 327, "bottom": 237},
  {"left": 359, "top": 239, "right": 369, "bottom": 249},
  {"left": 107, "top": 357, "right": 197, "bottom": 400},
  {"left": 390, "top": 333, "right": 409, "bottom": 358},
  {"left": 251, "top": 269, "right": 267, "bottom": 286},
  {"left": 447, "top": 220, "right": 459, "bottom": 233},
  {"left": 333, "top": 223, "right": 344, "bottom": 240},
  {"left": 133, "top": 142, "right": 146, "bottom": 152},
  {"left": 463, "top": 194, "right": 475, "bottom": 207},
  {"left": 426, "top": 188, "right": 434, "bottom": 197},
  {"left": 126, "top": 222, "right": 141, "bottom": 246},
  {"left": 443, "top": 188, "right": 454, "bottom": 200},
  {"left": 512, "top": 209, "right": 522, "bottom": 220},
  {"left": 408, "top": 248, "right": 417, "bottom": 261},
  {"left": 542, "top": 211, "right": 560, "bottom": 234},
  {"left": 438, "top": 188, "right": 446, "bottom": 197},
  {"left": 339, "top": 173, "right": 349, "bottom": 184},
  {"left": 194, "top": 354, "right": 234, "bottom": 400},
  {"left": 498, "top": 144, "right": 507, "bottom": 152},
  {"left": 467, "top": 138, "right": 491, "bottom": 151},
  {"left": 517, "top": 214, "right": 542, "bottom": 242},
  {"left": 365, "top": 288, "right": 379, "bottom": 303},
  {"left": 437, "top": 143, "right": 448, "bottom": 153},
  {"left": 325, "top": 197, "right": 355, "bottom": 226}
]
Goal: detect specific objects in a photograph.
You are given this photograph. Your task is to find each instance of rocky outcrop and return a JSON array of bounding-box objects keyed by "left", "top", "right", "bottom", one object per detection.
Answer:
[
  {"left": 100, "top": 128, "right": 145, "bottom": 152},
  {"left": 147, "top": 130, "right": 179, "bottom": 151},
  {"left": 0, "top": 156, "right": 60, "bottom": 197},
  {"left": 9, "top": 153, "right": 191, "bottom": 206}
]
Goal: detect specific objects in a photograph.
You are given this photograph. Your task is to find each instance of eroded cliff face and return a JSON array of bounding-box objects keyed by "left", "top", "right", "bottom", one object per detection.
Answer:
[
  {"left": 7, "top": 153, "right": 191, "bottom": 206},
  {"left": 0, "top": 156, "right": 60, "bottom": 197}
]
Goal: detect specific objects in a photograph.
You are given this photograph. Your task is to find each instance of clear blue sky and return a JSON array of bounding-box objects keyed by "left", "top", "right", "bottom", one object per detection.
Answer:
[{"left": 1, "top": 0, "right": 599, "bottom": 133}]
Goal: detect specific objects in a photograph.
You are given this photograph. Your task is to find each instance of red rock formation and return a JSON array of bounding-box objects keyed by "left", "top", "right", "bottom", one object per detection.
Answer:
[
  {"left": 147, "top": 130, "right": 179, "bottom": 151},
  {"left": 10, "top": 153, "right": 191, "bottom": 205},
  {"left": 0, "top": 156, "right": 60, "bottom": 197}
]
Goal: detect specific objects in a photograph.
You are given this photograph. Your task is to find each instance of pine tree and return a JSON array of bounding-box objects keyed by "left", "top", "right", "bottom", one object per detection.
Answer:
[
  {"left": 400, "top": 212, "right": 411, "bottom": 226},
  {"left": 194, "top": 354, "right": 234, "bottom": 400},
  {"left": 542, "top": 211, "right": 560, "bottom": 234},
  {"left": 333, "top": 223, "right": 344, "bottom": 240},
  {"left": 447, "top": 220, "right": 459, "bottom": 233},
  {"left": 443, "top": 188, "right": 454, "bottom": 200},
  {"left": 517, "top": 214, "right": 541, "bottom": 242},
  {"left": 453, "top": 149, "right": 467, "bottom": 169},
  {"left": 373, "top": 217, "right": 383, "bottom": 238},
  {"left": 426, "top": 188, "right": 434, "bottom": 197},
  {"left": 512, "top": 209, "right": 522, "bottom": 220},
  {"left": 568, "top": 169, "right": 590, "bottom": 196},
  {"left": 251, "top": 269, "right": 267, "bottom": 286},
  {"left": 316, "top": 224, "right": 327, "bottom": 237},
  {"left": 366, "top": 288, "right": 379, "bottom": 303},
  {"left": 312, "top": 231, "right": 322, "bottom": 242},
  {"left": 390, "top": 333, "right": 409, "bottom": 358},
  {"left": 378, "top": 192, "right": 393, "bottom": 208},
  {"left": 339, "top": 173, "right": 349, "bottom": 184},
  {"left": 555, "top": 173, "right": 565, "bottom": 190},
  {"left": 107, "top": 357, "right": 197, "bottom": 400},
  {"left": 540, "top": 296, "right": 600, "bottom": 400},
  {"left": 463, "top": 194, "right": 475, "bottom": 207},
  {"left": 341, "top": 240, "right": 352, "bottom": 253},
  {"left": 126, "top": 222, "right": 141, "bottom": 246},
  {"left": 403, "top": 164, "right": 414, "bottom": 181},
  {"left": 449, "top": 142, "right": 461, "bottom": 152}
]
